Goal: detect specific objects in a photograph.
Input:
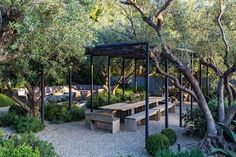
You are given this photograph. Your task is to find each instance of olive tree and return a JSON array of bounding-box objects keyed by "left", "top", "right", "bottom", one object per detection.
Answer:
[
  {"left": 120, "top": 0, "right": 236, "bottom": 152},
  {"left": 0, "top": 0, "right": 95, "bottom": 116}
]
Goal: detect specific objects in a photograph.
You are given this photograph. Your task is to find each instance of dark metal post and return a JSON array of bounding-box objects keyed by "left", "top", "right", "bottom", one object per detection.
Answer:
[
  {"left": 206, "top": 58, "right": 209, "bottom": 102},
  {"left": 145, "top": 43, "right": 150, "bottom": 143},
  {"left": 134, "top": 59, "right": 137, "bottom": 92},
  {"left": 69, "top": 65, "right": 72, "bottom": 110},
  {"left": 90, "top": 55, "right": 94, "bottom": 112},
  {"left": 165, "top": 58, "right": 169, "bottom": 128},
  {"left": 190, "top": 53, "right": 193, "bottom": 114},
  {"left": 179, "top": 72, "right": 183, "bottom": 127},
  {"left": 199, "top": 59, "right": 202, "bottom": 90},
  {"left": 108, "top": 56, "right": 111, "bottom": 104},
  {"left": 122, "top": 58, "right": 125, "bottom": 100},
  {"left": 40, "top": 64, "right": 45, "bottom": 124}
]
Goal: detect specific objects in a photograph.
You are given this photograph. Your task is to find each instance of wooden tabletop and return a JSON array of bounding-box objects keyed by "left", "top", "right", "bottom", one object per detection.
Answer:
[{"left": 99, "top": 97, "right": 164, "bottom": 111}]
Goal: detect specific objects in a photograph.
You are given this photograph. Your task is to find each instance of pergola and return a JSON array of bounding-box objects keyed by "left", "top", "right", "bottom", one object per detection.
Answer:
[{"left": 85, "top": 42, "right": 151, "bottom": 141}]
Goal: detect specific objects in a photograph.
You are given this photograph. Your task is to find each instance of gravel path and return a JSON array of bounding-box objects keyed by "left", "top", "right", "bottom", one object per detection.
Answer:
[
  {"left": 36, "top": 105, "right": 201, "bottom": 157},
  {"left": 0, "top": 106, "right": 9, "bottom": 115}
]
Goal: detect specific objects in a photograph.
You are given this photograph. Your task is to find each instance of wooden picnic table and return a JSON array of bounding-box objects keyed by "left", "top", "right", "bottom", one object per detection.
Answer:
[
  {"left": 99, "top": 97, "right": 164, "bottom": 121},
  {"left": 100, "top": 97, "right": 164, "bottom": 112}
]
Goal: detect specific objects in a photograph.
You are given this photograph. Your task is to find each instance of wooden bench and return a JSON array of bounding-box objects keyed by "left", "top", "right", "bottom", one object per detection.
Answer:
[
  {"left": 85, "top": 112, "right": 120, "bottom": 134},
  {"left": 125, "top": 109, "right": 160, "bottom": 131},
  {"left": 152, "top": 103, "right": 176, "bottom": 120},
  {"left": 124, "top": 103, "right": 176, "bottom": 131},
  {"left": 153, "top": 103, "right": 176, "bottom": 114}
]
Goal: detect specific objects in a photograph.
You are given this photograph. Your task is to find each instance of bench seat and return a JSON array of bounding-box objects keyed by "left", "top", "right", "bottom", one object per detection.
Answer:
[
  {"left": 152, "top": 103, "right": 176, "bottom": 116},
  {"left": 125, "top": 109, "right": 160, "bottom": 131},
  {"left": 125, "top": 103, "right": 176, "bottom": 131}
]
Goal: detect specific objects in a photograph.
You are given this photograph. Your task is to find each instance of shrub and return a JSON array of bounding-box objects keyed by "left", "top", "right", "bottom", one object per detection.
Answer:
[
  {"left": 0, "top": 142, "right": 40, "bottom": 157},
  {"left": 0, "top": 94, "right": 15, "bottom": 107},
  {"left": 0, "top": 113, "right": 18, "bottom": 127},
  {"left": 0, "top": 113, "right": 44, "bottom": 133},
  {"left": 160, "top": 128, "right": 177, "bottom": 145},
  {"left": 1, "top": 132, "right": 58, "bottom": 157},
  {"left": 155, "top": 149, "right": 204, "bottom": 157},
  {"left": 155, "top": 149, "right": 174, "bottom": 157},
  {"left": 9, "top": 105, "right": 27, "bottom": 116},
  {"left": 12, "top": 116, "right": 44, "bottom": 133},
  {"left": 0, "top": 129, "right": 4, "bottom": 139},
  {"left": 13, "top": 133, "right": 59, "bottom": 157},
  {"left": 45, "top": 102, "right": 70, "bottom": 123},
  {"left": 146, "top": 133, "right": 170, "bottom": 156},
  {"left": 45, "top": 102, "right": 85, "bottom": 123},
  {"left": 70, "top": 106, "right": 85, "bottom": 121},
  {"left": 183, "top": 97, "right": 229, "bottom": 137},
  {"left": 182, "top": 108, "right": 206, "bottom": 137}
]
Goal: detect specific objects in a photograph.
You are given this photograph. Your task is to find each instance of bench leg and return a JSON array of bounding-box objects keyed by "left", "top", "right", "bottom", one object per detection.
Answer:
[
  {"left": 125, "top": 119, "right": 137, "bottom": 131},
  {"left": 112, "top": 119, "right": 120, "bottom": 134},
  {"left": 88, "top": 121, "right": 96, "bottom": 130},
  {"left": 157, "top": 111, "right": 161, "bottom": 121},
  {"left": 150, "top": 113, "right": 160, "bottom": 121},
  {"left": 85, "top": 119, "right": 90, "bottom": 128},
  {"left": 85, "top": 118, "right": 96, "bottom": 130},
  {"left": 161, "top": 111, "right": 165, "bottom": 116}
]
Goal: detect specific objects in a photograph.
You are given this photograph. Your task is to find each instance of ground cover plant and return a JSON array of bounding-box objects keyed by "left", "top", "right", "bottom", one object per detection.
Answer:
[
  {"left": 155, "top": 149, "right": 204, "bottom": 157},
  {"left": 0, "top": 131, "right": 58, "bottom": 157}
]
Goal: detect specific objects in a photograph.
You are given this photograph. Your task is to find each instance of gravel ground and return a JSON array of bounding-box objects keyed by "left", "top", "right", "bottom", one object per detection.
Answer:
[
  {"left": 35, "top": 105, "right": 201, "bottom": 157},
  {"left": 0, "top": 106, "right": 9, "bottom": 115}
]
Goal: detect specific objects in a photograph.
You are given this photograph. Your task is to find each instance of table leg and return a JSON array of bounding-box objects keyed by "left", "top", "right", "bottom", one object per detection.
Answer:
[{"left": 131, "top": 109, "right": 135, "bottom": 114}]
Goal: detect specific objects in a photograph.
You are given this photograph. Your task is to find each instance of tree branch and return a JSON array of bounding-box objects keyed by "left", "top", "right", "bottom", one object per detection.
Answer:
[
  {"left": 119, "top": 5, "right": 137, "bottom": 40},
  {"left": 223, "top": 66, "right": 236, "bottom": 106},
  {"left": 201, "top": 58, "right": 223, "bottom": 77},
  {"left": 217, "top": 0, "right": 230, "bottom": 68},
  {"left": 150, "top": 51, "right": 198, "bottom": 101},
  {"left": 155, "top": 0, "right": 174, "bottom": 17},
  {"left": 0, "top": 55, "right": 18, "bottom": 65}
]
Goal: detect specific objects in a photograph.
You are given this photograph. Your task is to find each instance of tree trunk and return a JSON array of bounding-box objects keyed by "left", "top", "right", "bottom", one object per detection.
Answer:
[
  {"left": 217, "top": 77, "right": 225, "bottom": 122},
  {"left": 25, "top": 83, "right": 40, "bottom": 116},
  {"left": 4, "top": 85, "right": 30, "bottom": 112},
  {"left": 224, "top": 105, "right": 236, "bottom": 126}
]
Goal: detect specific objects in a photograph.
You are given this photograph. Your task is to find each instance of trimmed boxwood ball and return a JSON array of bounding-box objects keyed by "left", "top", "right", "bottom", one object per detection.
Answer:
[
  {"left": 146, "top": 133, "right": 170, "bottom": 156},
  {"left": 160, "top": 128, "right": 177, "bottom": 145}
]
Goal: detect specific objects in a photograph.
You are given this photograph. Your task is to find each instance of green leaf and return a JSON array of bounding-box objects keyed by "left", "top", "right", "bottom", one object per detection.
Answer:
[
  {"left": 217, "top": 122, "right": 236, "bottom": 143},
  {"left": 211, "top": 147, "right": 236, "bottom": 157},
  {"left": 233, "top": 120, "right": 236, "bottom": 125}
]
